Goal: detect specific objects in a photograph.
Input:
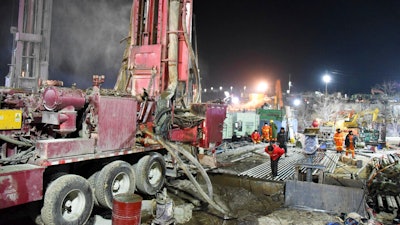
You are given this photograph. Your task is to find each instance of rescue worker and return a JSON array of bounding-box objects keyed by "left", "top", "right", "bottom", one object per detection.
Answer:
[
  {"left": 345, "top": 130, "right": 357, "bottom": 159},
  {"left": 269, "top": 120, "right": 278, "bottom": 141},
  {"left": 277, "top": 127, "right": 288, "bottom": 156},
  {"left": 261, "top": 122, "right": 271, "bottom": 142},
  {"left": 251, "top": 130, "right": 261, "bottom": 144},
  {"left": 265, "top": 143, "right": 285, "bottom": 177},
  {"left": 333, "top": 128, "right": 344, "bottom": 154}
]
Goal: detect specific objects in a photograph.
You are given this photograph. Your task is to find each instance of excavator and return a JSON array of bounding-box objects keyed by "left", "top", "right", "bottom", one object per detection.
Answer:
[{"left": 342, "top": 108, "right": 381, "bottom": 143}]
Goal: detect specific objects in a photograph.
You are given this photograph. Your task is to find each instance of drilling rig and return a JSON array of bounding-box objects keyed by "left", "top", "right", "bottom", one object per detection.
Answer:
[{"left": 0, "top": 0, "right": 227, "bottom": 224}]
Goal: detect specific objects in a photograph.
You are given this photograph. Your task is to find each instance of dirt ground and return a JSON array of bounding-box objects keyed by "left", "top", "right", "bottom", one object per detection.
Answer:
[
  {"left": 2, "top": 146, "right": 395, "bottom": 225},
  {"left": 180, "top": 182, "right": 342, "bottom": 225}
]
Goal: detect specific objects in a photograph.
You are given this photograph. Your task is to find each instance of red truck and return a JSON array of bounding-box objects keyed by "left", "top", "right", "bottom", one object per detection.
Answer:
[{"left": 0, "top": 0, "right": 226, "bottom": 224}]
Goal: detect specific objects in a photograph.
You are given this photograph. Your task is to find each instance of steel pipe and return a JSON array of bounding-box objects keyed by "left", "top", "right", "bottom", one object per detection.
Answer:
[
  {"left": 391, "top": 196, "right": 398, "bottom": 209},
  {"left": 377, "top": 195, "right": 384, "bottom": 211},
  {"left": 386, "top": 195, "right": 394, "bottom": 211}
]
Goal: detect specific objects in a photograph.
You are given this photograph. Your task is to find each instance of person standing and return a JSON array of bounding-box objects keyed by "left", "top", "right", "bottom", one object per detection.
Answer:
[
  {"left": 333, "top": 128, "right": 344, "bottom": 154},
  {"left": 345, "top": 130, "right": 356, "bottom": 159},
  {"left": 251, "top": 130, "right": 261, "bottom": 144},
  {"left": 261, "top": 122, "right": 271, "bottom": 142},
  {"left": 277, "top": 127, "right": 288, "bottom": 156},
  {"left": 265, "top": 143, "right": 285, "bottom": 177},
  {"left": 269, "top": 120, "right": 278, "bottom": 141}
]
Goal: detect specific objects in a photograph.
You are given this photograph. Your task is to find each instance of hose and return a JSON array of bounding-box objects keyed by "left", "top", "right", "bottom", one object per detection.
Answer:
[
  {"left": 0, "top": 146, "right": 35, "bottom": 164},
  {"left": 0, "top": 134, "right": 33, "bottom": 147},
  {"left": 143, "top": 128, "right": 230, "bottom": 217},
  {"left": 181, "top": 0, "right": 201, "bottom": 103},
  {"left": 161, "top": 140, "right": 230, "bottom": 217},
  {"left": 161, "top": 0, "right": 179, "bottom": 103}
]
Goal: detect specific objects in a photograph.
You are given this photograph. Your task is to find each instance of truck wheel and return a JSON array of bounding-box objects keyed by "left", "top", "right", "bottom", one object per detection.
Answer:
[
  {"left": 41, "top": 174, "right": 94, "bottom": 225},
  {"left": 95, "top": 160, "right": 136, "bottom": 209},
  {"left": 134, "top": 153, "right": 166, "bottom": 195},
  {"left": 88, "top": 171, "right": 99, "bottom": 206}
]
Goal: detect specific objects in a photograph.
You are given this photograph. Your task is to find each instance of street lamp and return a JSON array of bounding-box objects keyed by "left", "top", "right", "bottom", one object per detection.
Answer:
[
  {"left": 256, "top": 82, "right": 268, "bottom": 93},
  {"left": 322, "top": 74, "right": 331, "bottom": 95}
]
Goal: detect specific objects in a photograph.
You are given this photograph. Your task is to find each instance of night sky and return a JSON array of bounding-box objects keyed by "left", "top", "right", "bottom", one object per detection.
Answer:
[{"left": 1, "top": 0, "right": 400, "bottom": 95}]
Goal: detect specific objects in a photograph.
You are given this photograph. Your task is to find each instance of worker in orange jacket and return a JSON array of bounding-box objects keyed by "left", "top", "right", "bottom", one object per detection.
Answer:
[
  {"left": 333, "top": 128, "right": 344, "bottom": 153},
  {"left": 345, "top": 130, "right": 357, "bottom": 159},
  {"left": 261, "top": 122, "right": 271, "bottom": 142},
  {"left": 265, "top": 143, "right": 285, "bottom": 177},
  {"left": 251, "top": 130, "right": 261, "bottom": 144}
]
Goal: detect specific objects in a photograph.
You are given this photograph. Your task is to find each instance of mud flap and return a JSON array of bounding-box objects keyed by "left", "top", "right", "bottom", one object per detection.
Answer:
[
  {"left": 284, "top": 180, "right": 366, "bottom": 216},
  {"left": 0, "top": 164, "right": 45, "bottom": 209}
]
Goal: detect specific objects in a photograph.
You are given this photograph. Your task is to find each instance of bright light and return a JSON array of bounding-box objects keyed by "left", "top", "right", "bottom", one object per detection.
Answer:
[
  {"left": 293, "top": 99, "right": 301, "bottom": 106},
  {"left": 232, "top": 96, "right": 240, "bottom": 104},
  {"left": 322, "top": 73, "right": 331, "bottom": 95},
  {"left": 322, "top": 74, "right": 331, "bottom": 84},
  {"left": 256, "top": 82, "right": 268, "bottom": 93},
  {"left": 203, "top": 88, "right": 207, "bottom": 92},
  {"left": 219, "top": 86, "right": 223, "bottom": 91},
  {"left": 224, "top": 91, "right": 230, "bottom": 97}
]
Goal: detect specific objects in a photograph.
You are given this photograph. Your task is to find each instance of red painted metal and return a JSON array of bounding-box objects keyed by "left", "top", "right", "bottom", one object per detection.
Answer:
[
  {"left": 128, "top": 0, "right": 193, "bottom": 98},
  {"left": 169, "top": 127, "right": 198, "bottom": 143},
  {"left": 0, "top": 0, "right": 229, "bottom": 211},
  {"left": 42, "top": 86, "right": 85, "bottom": 111},
  {"left": 191, "top": 103, "right": 227, "bottom": 148},
  {"left": 0, "top": 165, "right": 44, "bottom": 209},
  {"left": 96, "top": 96, "right": 137, "bottom": 152},
  {"left": 36, "top": 138, "right": 95, "bottom": 159},
  {"left": 129, "top": 45, "right": 162, "bottom": 96},
  {"left": 112, "top": 193, "right": 142, "bottom": 225}
]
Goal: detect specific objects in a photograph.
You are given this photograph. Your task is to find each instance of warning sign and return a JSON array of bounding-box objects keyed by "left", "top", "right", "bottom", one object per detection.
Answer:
[{"left": 0, "top": 110, "right": 23, "bottom": 130}]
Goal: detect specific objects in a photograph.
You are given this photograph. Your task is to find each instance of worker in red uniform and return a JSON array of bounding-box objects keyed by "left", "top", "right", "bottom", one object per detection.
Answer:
[
  {"left": 345, "top": 130, "right": 357, "bottom": 159},
  {"left": 251, "top": 130, "right": 261, "bottom": 144},
  {"left": 333, "top": 128, "right": 344, "bottom": 154},
  {"left": 261, "top": 122, "right": 271, "bottom": 142},
  {"left": 265, "top": 143, "right": 285, "bottom": 177}
]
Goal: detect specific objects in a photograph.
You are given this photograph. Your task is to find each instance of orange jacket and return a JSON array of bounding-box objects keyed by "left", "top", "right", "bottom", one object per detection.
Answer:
[
  {"left": 251, "top": 131, "right": 261, "bottom": 142},
  {"left": 333, "top": 132, "right": 343, "bottom": 146}
]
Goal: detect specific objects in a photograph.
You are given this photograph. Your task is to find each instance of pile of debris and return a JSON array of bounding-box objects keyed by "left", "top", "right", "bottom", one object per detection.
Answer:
[{"left": 366, "top": 153, "right": 400, "bottom": 224}]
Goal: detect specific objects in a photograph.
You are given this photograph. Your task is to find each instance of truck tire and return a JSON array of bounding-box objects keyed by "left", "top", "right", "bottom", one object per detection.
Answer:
[
  {"left": 88, "top": 171, "right": 99, "bottom": 206},
  {"left": 134, "top": 153, "right": 166, "bottom": 195},
  {"left": 95, "top": 160, "right": 136, "bottom": 209},
  {"left": 41, "top": 174, "right": 94, "bottom": 225}
]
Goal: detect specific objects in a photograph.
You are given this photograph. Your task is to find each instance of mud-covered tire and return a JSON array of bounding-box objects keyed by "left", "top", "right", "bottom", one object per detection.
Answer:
[
  {"left": 134, "top": 153, "right": 166, "bottom": 195},
  {"left": 88, "top": 171, "right": 99, "bottom": 206},
  {"left": 95, "top": 160, "right": 136, "bottom": 209},
  {"left": 41, "top": 174, "right": 94, "bottom": 225}
]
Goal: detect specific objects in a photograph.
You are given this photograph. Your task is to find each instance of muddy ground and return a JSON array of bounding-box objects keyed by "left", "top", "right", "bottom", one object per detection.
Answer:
[
  {"left": 2, "top": 146, "right": 397, "bottom": 225},
  {"left": 178, "top": 181, "right": 342, "bottom": 225}
]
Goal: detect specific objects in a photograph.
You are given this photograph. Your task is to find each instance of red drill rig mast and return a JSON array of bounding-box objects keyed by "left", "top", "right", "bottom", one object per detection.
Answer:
[{"left": 0, "top": 0, "right": 228, "bottom": 224}]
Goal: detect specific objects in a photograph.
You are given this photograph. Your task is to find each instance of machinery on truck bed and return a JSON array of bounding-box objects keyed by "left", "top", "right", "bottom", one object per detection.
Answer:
[{"left": 0, "top": 0, "right": 227, "bottom": 224}]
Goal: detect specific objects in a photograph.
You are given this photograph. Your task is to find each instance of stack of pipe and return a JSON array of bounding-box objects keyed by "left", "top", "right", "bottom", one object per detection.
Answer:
[{"left": 377, "top": 194, "right": 400, "bottom": 212}]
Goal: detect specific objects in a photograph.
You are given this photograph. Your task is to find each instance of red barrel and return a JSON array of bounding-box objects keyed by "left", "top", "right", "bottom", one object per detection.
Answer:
[{"left": 112, "top": 193, "right": 142, "bottom": 225}]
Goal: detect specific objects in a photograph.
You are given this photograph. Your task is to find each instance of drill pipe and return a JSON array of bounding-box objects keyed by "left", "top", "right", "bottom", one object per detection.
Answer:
[
  {"left": 377, "top": 195, "right": 384, "bottom": 211},
  {"left": 396, "top": 195, "right": 400, "bottom": 207},
  {"left": 387, "top": 154, "right": 395, "bottom": 164},
  {"left": 391, "top": 196, "right": 398, "bottom": 209},
  {"left": 386, "top": 195, "right": 394, "bottom": 211}
]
